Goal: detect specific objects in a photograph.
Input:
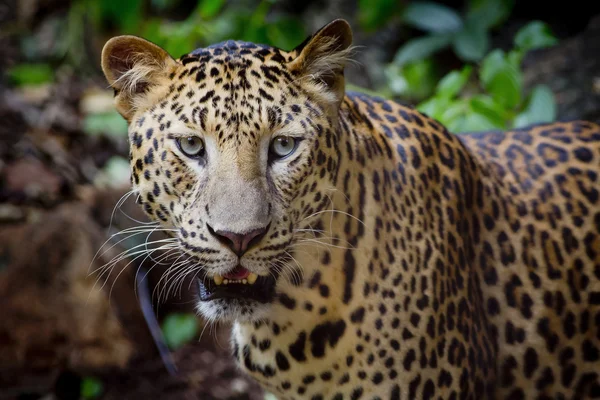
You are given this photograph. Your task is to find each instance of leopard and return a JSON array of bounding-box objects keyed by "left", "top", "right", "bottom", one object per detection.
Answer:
[{"left": 101, "top": 19, "right": 600, "bottom": 400}]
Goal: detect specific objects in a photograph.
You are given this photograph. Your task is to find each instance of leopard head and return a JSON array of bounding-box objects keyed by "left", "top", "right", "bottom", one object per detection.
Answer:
[{"left": 101, "top": 20, "right": 353, "bottom": 321}]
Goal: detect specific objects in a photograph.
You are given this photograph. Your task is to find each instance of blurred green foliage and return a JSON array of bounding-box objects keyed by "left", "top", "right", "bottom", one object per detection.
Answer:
[
  {"left": 161, "top": 313, "right": 200, "bottom": 350},
  {"left": 394, "top": 0, "right": 514, "bottom": 65},
  {"left": 386, "top": 0, "right": 516, "bottom": 100},
  {"left": 83, "top": 112, "right": 129, "bottom": 137},
  {"left": 416, "top": 20, "right": 558, "bottom": 133},
  {"left": 7, "top": 63, "right": 54, "bottom": 86},
  {"left": 357, "top": 0, "right": 402, "bottom": 31},
  {"left": 87, "top": 0, "right": 306, "bottom": 58},
  {"left": 80, "top": 377, "right": 103, "bottom": 399},
  {"left": 7, "top": 0, "right": 561, "bottom": 134}
]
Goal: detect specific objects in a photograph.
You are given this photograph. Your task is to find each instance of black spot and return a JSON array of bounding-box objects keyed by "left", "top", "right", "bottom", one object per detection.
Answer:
[
  {"left": 289, "top": 332, "right": 306, "bottom": 362},
  {"left": 410, "top": 312, "right": 421, "bottom": 327},
  {"left": 309, "top": 320, "right": 347, "bottom": 358},
  {"left": 520, "top": 293, "right": 533, "bottom": 318},
  {"left": 321, "top": 371, "right": 332, "bottom": 381},
  {"left": 279, "top": 293, "right": 296, "bottom": 309},
  {"left": 583, "top": 340, "right": 599, "bottom": 362},
  {"left": 342, "top": 250, "right": 356, "bottom": 304},
  {"left": 403, "top": 349, "right": 416, "bottom": 371},
  {"left": 258, "top": 339, "right": 271, "bottom": 351},
  {"left": 573, "top": 147, "right": 593, "bottom": 162},
  {"left": 275, "top": 351, "right": 290, "bottom": 371},
  {"left": 350, "top": 387, "right": 363, "bottom": 400},
  {"left": 350, "top": 307, "right": 365, "bottom": 323},
  {"left": 423, "top": 379, "right": 435, "bottom": 400},
  {"left": 523, "top": 347, "right": 538, "bottom": 378},
  {"left": 372, "top": 372, "right": 384, "bottom": 385},
  {"left": 391, "top": 384, "right": 401, "bottom": 400}
]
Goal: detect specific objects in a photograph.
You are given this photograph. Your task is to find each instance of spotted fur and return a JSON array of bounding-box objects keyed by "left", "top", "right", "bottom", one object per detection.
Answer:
[{"left": 102, "top": 19, "right": 600, "bottom": 400}]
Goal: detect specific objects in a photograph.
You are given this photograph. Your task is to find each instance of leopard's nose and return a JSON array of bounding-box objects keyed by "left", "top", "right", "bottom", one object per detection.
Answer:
[{"left": 207, "top": 224, "right": 269, "bottom": 256}]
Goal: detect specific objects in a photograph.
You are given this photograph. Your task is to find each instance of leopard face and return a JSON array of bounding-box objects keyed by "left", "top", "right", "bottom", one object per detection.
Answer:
[{"left": 101, "top": 21, "right": 351, "bottom": 322}]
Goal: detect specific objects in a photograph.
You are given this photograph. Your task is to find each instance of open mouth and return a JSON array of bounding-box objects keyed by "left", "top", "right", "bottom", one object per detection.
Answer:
[{"left": 197, "top": 266, "right": 276, "bottom": 303}]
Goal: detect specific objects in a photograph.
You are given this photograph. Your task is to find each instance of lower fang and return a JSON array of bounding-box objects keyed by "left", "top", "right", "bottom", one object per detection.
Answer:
[{"left": 247, "top": 273, "right": 258, "bottom": 284}]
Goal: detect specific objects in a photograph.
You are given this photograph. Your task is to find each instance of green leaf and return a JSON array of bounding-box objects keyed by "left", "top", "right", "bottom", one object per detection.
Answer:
[
  {"left": 358, "top": 0, "right": 401, "bottom": 31},
  {"left": 7, "top": 63, "right": 54, "bottom": 86},
  {"left": 417, "top": 96, "right": 451, "bottom": 120},
  {"left": 83, "top": 111, "right": 128, "bottom": 137},
  {"left": 393, "top": 35, "right": 451, "bottom": 66},
  {"left": 480, "top": 49, "right": 506, "bottom": 84},
  {"left": 266, "top": 18, "right": 306, "bottom": 50},
  {"left": 151, "top": 0, "right": 180, "bottom": 11},
  {"left": 198, "top": 0, "right": 226, "bottom": 19},
  {"left": 459, "top": 113, "right": 502, "bottom": 133},
  {"left": 435, "top": 65, "right": 472, "bottom": 98},
  {"left": 470, "top": 95, "right": 508, "bottom": 128},
  {"left": 452, "top": 22, "right": 489, "bottom": 62},
  {"left": 99, "top": 0, "right": 143, "bottom": 32},
  {"left": 403, "top": 1, "right": 463, "bottom": 33},
  {"left": 514, "top": 21, "right": 558, "bottom": 52},
  {"left": 446, "top": 116, "right": 467, "bottom": 133},
  {"left": 440, "top": 99, "right": 470, "bottom": 125},
  {"left": 81, "top": 377, "right": 103, "bottom": 399},
  {"left": 466, "top": 0, "right": 514, "bottom": 30},
  {"left": 485, "top": 67, "right": 522, "bottom": 109},
  {"left": 513, "top": 85, "right": 556, "bottom": 128},
  {"left": 480, "top": 50, "right": 522, "bottom": 109},
  {"left": 162, "top": 313, "right": 199, "bottom": 350},
  {"left": 507, "top": 49, "right": 523, "bottom": 70},
  {"left": 386, "top": 59, "right": 438, "bottom": 100}
]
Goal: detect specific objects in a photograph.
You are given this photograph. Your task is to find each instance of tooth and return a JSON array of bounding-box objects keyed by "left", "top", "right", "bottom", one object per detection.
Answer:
[
  {"left": 242, "top": 279, "right": 247, "bottom": 284},
  {"left": 247, "top": 273, "right": 258, "bottom": 284},
  {"left": 224, "top": 279, "right": 229, "bottom": 285},
  {"left": 214, "top": 275, "right": 223, "bottom": 285}
]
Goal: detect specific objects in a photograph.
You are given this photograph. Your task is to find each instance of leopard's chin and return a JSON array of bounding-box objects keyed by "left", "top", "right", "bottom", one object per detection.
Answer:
[{"left": 195, "top": 295, "right": 274, "bottom": 323}]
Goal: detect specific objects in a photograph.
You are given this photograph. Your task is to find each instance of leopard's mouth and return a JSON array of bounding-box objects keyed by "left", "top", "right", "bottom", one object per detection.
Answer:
[{"left": 197, "top": 266, "right": 276, "bottom": 303}]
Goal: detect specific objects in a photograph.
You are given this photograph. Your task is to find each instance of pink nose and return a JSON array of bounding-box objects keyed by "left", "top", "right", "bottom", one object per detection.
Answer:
[{"left": 207, "top": 224, "right": 269, "bottom": 256}]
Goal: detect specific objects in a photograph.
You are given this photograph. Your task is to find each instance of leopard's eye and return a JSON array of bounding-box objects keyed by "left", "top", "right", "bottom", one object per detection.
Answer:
[
  {"left": 177, "top": 137, "right": 205, "bottom": 157},
  {"left": 270, "top": 136, "right": 297, "bottom": 159}
]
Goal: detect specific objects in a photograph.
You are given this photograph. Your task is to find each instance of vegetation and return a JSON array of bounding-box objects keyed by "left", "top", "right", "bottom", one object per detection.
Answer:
[
  {"left": 161, "top": 312, "right": 200, "bottom": 350},
  {"left": 415, "top": 20, "right": 558, "bottom": 133},
  {"left": 7, "top": 0, "right": 560, "bottom": 135}
]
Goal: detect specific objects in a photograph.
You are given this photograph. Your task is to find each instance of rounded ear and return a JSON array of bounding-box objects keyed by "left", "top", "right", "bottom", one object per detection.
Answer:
[
  {"left": 101, "top": 36, "right": 176, "bottom": 120},
  {"left": 288, "top": 19, "right": 353, "bottom": 105}
]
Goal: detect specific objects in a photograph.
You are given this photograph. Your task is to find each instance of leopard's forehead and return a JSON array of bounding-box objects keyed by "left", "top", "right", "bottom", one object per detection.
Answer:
[
  {"left": 151, "top": 41, "right": 316, "bottom": 145},
  {"left": 174, "top": 40, "right": 297, "bottom": 89},
  {"left": 187, "top": 40, "right": 296, "bottom": 63}
]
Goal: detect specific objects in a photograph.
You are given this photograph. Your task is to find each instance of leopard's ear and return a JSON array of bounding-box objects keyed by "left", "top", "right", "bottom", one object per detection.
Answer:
[
  {"left": 288, "top": 19, "right": 353, "bottom": 106},
  {"left": 101, "top": 36, "right": 177, "bottom": 121}
]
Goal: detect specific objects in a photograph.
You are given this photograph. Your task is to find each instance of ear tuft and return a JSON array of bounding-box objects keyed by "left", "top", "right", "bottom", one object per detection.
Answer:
[
  {"left": 101, "top": 36, "right": 175, "bottom": 120},
  {"left": 289, "top": 19, "right": 354, "bottom": 105}
]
